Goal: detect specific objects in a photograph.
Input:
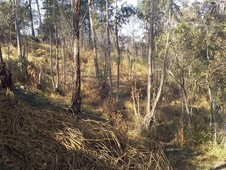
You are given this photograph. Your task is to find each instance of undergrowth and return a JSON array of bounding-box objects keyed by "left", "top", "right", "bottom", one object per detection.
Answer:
[{"left": 0, "top": 90, "right": 171, "bottom": 169}]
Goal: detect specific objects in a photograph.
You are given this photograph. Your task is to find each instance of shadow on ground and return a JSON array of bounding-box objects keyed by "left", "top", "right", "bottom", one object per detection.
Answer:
[
  {"left": 165, "top": 145, "right": 201, "bottom": 170},
  {"left": 13, "top": 88, "right": 64, "bottom": 110}
]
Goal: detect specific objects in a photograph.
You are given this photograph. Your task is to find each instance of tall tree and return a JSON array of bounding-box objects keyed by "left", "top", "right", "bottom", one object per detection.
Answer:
[
  {"left": 146, "top": 0, "right": 154, "bottom": 118},
  {"left": 71, "top": 0, "right": 81, "bottom": 114},
  {"left": 28, "top": 0, "right": 35, "bottom": 37},
  {"left": 14, "top": 0, "right": 23, "bottom": 71},
  {"left": 115, "top": 0, "right": 121, "bottom": 103},
  {"left": 142, "top": 0, "right": 172, "bottom": 130},
  {"left": 88, "top": 0, "right": 99, "bottom": 82},
  {"left": 106, "top": 0, "right": 113, "bottom": 98},
  {"left": 54, "top": 0, "right": 60, "bottom": 92},
  {"left": 35, "top": 0, "right": 42, "bottom": 27}
]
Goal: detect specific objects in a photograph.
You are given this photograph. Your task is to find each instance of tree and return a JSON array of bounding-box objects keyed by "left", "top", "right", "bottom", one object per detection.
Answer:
[
  {"left": 115, "top": 0, "right": 121, "bottom": 103},
  {"left": 167, "top": 0, "right": 226, "bottom": 142},
  {"left": 28, "top": 0, "right": 35, "bottom": 37},
  {"left": 71, "top": 0, "right": 81, "bottom": 114},
  {"left": 140, "top": 0, "right": 173, "bottom": 130},
  {"left": 88, "top": 0, "right": 99, "bottom": 82},
  {"left": 105, "top": 0, "right": 113, "bottom": 98},
  {"left": 54, "top": 0, "right": 60, "bottom": 92},
  {"left": 145, "top": 0, "right": 154, "bottom": 119},
  {"left": 35, "top": 0, "right": 42, "bottom": 27},
  {"left": 14, "top": 0, "right": 23, "bottom": 71}
]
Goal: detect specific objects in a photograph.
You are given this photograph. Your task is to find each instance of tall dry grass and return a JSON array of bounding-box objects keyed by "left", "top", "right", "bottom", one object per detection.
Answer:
[{"left": 0, "top": 90, "right": 171, "bottom": 169}]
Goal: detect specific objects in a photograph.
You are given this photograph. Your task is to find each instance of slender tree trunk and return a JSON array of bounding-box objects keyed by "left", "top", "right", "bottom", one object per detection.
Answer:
[
  {"left": 207, "top": 73, "right": 213, "bottom": 131},
  {"left": 126, "top": 49, "right": 133, "bottom": 80},
  {"left": 142, "top": 0, "right": 172, "bottom": 130},
  {"left": 81, "top": 24, "right": 84, "bottom": 49},
  {"left": 169, "top": 67, "right": 192, "bottom": 130},
  {"left": 182, "top": 82, "right": 191, "bottom": 128},
  {"left": 180, "top": 93, "right": 185, "bottom": 146},
  {"left": 7, "top": 28, "right": 11, "bottom": 62},
  {"left": 213, "top": 74, "right": 218, "bottom": 144},
  {"left": 71, "top": 0, "right": 81, "bottom": 114},
  {"left": 132, "top": 85, "right": 141, "bottom": 129},
  {"left": 115, "top": 0, "right": 121, "bottom": 103},
  {"left": 23, "top": 25, "right": 29, "bottom": 58},
  {"left": 29, "top": 0, "right": 35, "bottom": 37},
  {"left": 35, "top": 0, "right": 42, "bottom": 27},
  {"left": 55, "top": 42, "right": 60, "bottom": 92},
  {"left": 146, "top": 0, "right": 154, "bottom": 117},
  {"left": 106, "top": 0, "right": 112, "bottom": 98},
  {"left": 88, "top": 0, "right": 99, "bottom": 82},
  {"left": 142, "top": 29, "right": 170, "bottom": 129},
  {"left": 62, "top": 38, "right": 66, "bottom": 92},
  {"left": 50, "top": 32, "right": 55, "bottom": 89},
  {"left": 54, "top": 0, "right": 60, "bottom": 92},
  {"left": 88, "top": 20, "right": 92, "bottom": 48},
  {"left": 0, "top": 45, "right": 3, "bottom": 64},
  {"left": 179, "top": 69, "right": 192, "bottom": 128},
  {"left": 14, "top": 0, "right": 23, "bottom": 71},
  {"left": 100, "top": 1, "right": 105, "bottom": 75}
]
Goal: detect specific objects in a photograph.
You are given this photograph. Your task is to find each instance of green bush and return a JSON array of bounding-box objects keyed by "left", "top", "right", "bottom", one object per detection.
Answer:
[{"left": 185, "top": 130, "right": 212, "bottom": 145}]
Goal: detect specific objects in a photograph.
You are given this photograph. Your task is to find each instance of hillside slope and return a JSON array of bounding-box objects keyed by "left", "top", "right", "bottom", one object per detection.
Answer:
[{"left": 0, "top": 89, "right": 170, "bottom": 170}]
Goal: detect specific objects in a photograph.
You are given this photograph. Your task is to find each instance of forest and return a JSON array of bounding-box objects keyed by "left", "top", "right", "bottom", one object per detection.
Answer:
[{"left": 0, "top": 0, "right": 226, "bottom": 169}]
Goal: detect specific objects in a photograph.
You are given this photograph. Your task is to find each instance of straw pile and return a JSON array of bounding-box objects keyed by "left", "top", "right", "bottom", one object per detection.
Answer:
[{"left": 0, "top": 89, "right": 171, "bottom": 170}]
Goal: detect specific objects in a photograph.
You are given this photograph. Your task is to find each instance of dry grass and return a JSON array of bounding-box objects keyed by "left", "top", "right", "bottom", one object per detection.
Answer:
[
  {"left": 0, "top": 89, "right": 171, "bottom": 170},
  {"left": 0, "top": 36, "right": 172, "bottom": 169},
  {"left": 193, "top": 143, "right": 226, "bottom": 169}
]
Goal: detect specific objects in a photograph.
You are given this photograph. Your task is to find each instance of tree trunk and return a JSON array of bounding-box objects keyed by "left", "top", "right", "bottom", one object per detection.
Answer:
[
  {"left": 169, "top": 68, "right": 193, "bottom": 130},
  {"left": 81, "top": 24, "right": 84, "bottom": 49},
  {"left": 71, "top": 0, "right": 81, "bottom": 114},
  {"left": 179, "top": 69, "right": 192, "bottom": 129},
  {"left": 213, "top": 74, "right": 218, "bottom": 144},
  {"left": 7, "top": 27, "right": 11, "bottom": 65},
  {"left": 88, "top": 0, "right": 99, "bottom": 82},
  {"left": 54, "top": 0, "right": 60, "bottom": 92},
  {"left": 106, "top": 0, "right": 112, "bottom": 98},
  {"left": 29, "top": 0, "right": 35, "bottom": 37},
  {"left": 132, "top": 85, "right": 142, "bottom": 129},
  {"left": 14, "top": 0, "right": 23, "bottom": 71},
  {"left": 206, "top": 70, "right": 213, "bottom": 132},
  {"left": 35, "top": 0, "right": 42, "bottom": 27},
  {"left": 142, "top": 0, "right": 172, "bottom": 130},
  {"left": 88, "top": 19, "right": 92, "bottom": 48},
  {"left": 115, "top": 0, "right": 121, "bottom": 103},
  {"left": 127, "top": 49, "right": 133, "bottom": 80},
  {"left": 146, "top": 0, "right": 154, "bottom": 118},
  {"left": 50, "top": 32, "right": 55, "bottom": 89},
  {"left": 180, "top": 93, "right": 185, "bottom": 146},
  {"left": 62, "top": 38, "right": 66, "bottom": 92},
  {"left": 0, "top": 45, "right": 3, "bottom": 64},
  {"left": 142, "top": 30, "right": 170, "bottom": 130}
]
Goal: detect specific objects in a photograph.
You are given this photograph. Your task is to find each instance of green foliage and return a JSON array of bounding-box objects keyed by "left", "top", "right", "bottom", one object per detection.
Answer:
[
  {"left": 137, "top": 0, "right": 150, "bottom": 21},
  {"left": 116, "top": 3, "right": 136, "bottom": 27},
  {"left": 185, "top": 130, "right": 212, "bottom": 145},
  {"left": 0, "top": 1, "right": 13, "bottom": 26}
]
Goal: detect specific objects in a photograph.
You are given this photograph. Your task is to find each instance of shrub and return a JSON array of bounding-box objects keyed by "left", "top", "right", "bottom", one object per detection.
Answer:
[{"left": 185, "top": 130, "right": 212, "bottom": 145}]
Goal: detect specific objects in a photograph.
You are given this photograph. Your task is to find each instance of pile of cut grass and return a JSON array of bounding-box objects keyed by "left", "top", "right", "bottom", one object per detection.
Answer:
[{"left": 0, "top": 89, "right": 171, "bottom": 169}]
